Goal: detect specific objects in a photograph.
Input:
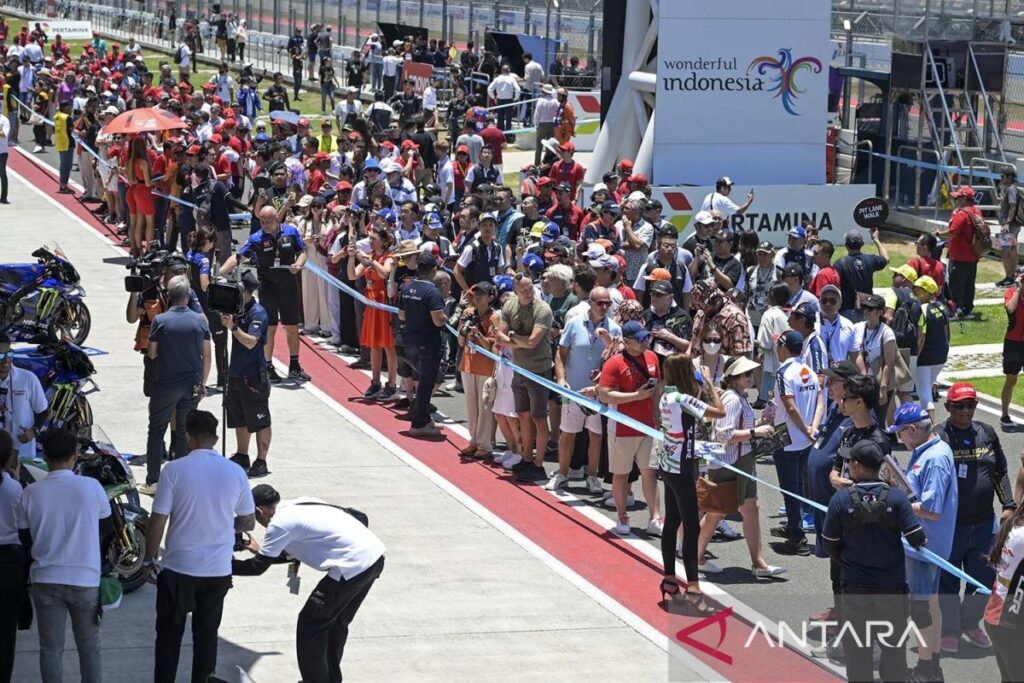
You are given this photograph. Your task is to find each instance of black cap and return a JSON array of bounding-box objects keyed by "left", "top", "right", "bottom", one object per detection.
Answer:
[
  {"left": 418, "top": 253, "right": 439, "bottom": 270},
  {"left": 862, "top": 293, "right": 885, "bottom": 310},
  {"left": 469, "top": 281, "right": 496, "bottom": 296},
  {"left": 756, "top": 240, "right": 774, "bottom": 252},
  {"left": 844, "top": 230, "right": 865, "bottom": 247},
  {"left": 555, "top": 181, "right": 572, "bottom": 193},
  {"left": 791, "top": 301, "right": 819, "bottom": 322},
  {"left": 847, "top": 440, "right": 886, "bottom": 468},
  {"left": 644, "top": 199, "right": 663, "bottom": 213},
  {"left": 601, "top": 200, "right": 621, "bottom": 215},
  {"left": 241, "top": 270, "right": 260, "bottom": 291},
  {"left": 165, "top": 254, "right": 189, "bottom": 272},
  {"left": 825, "top": 360, "right": 860, "bottom": 381},
  {"left": 779, "top": 262, "right": 804, "bottom": 278},
  {"left": 649, "top": 280, "right": 674, "bottom": 296}
]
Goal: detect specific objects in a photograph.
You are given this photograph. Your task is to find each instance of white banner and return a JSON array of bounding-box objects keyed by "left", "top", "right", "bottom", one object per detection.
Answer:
[
  {"left": 654, "top": 1, "right": 830, "bottom": 186},
  {"left": 33, "top": 19, "right": 93, "bottom": 40},
  {"left": 565, "top": 90, "right": 601, "bottom": 152},
  {"left": 645, "top": 184, "right": 876, "bottom": 248}
]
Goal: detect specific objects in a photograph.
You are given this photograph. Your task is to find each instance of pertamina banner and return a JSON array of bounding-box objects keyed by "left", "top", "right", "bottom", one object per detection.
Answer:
[
  {"left": 33, "top": 19, "right": 93, "bottom": 40},
  {"left": 654, "top": 1, "right": 831, "bottom": 186}
]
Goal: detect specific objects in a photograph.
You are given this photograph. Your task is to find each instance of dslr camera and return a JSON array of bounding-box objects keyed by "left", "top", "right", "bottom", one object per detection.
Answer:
[{"left": 124, "top": 250, "right": 170, "bottom": 293}]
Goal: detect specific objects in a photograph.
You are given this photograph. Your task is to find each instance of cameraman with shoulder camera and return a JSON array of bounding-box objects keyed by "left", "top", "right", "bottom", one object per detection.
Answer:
[
  {"left": 126, "top": 253, "right": 203, "bottom": 358},
  {"left": 221, "top": 270, "right": 274, "bottom": 478},
  {"left": 141, "top": 275, "right": 212, "bottom": 495},
  {"left": 221, "top": 205, "right": 310, "bottom": 383}
]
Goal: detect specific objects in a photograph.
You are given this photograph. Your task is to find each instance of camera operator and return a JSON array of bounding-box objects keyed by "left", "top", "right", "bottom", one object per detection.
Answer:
[
  {"left": 221, "top": 205, "right": 310, "bottom": 383},
  {"left": 142, "top": 410, "right": 254, "bottom": 683},
  {"left": 186, "top": 226, "right": 228, "bottom": 390},
  {"left": 233, "top": 484, "right": 385, "bottom": 683},
  {"left": 126, "top": 253, "right": 203, "bottom": 359},
  {"left": 141, "top": 275, "right": 212, "bottom": 496},
  {"left": 222, "top": 271, "right": 274, "bottom": 478}
]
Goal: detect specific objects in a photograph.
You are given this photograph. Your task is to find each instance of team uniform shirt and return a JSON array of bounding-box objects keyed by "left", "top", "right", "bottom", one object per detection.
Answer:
[
  {"left": 937, "top": 421, "right": 1017, "bottom": 525},
  {"left": 257, "top": 498, "right": 386, "bottom": 581},
  {"left": 801, "top": 330, "right": 829, "bottom": 376},
  {"left": 151, "top": 449, "right": 255, "bottom": 577},
  {"left": 656, "top": 389, "right": 709, "bottom": 473},
  {"left": 917, "top": 301, "right": 950, "bottom": 367},
  {"left": 774, "top": 357, "right": 820, "bottom": 451},
  {"left": 229, "top": 300, "right": 269, "bottom": 378},
  {"left": 0, "top": 367, "right": 49, "bottom": 460},
  {"left": 599, "top": 350, "right": 661, "bottom": 438},
  {"left": 904, "top": 436, "right": 958, "bottom": 562},
  {"left": 238, "top": 225, "right": 306, "bottom": 274},
  {"left": 559, "top": 315, "right": 620, "bottom": 390},
  {"left": 819, "top": 314, "right": 857, "bottom": 368},
  {"left": 17, "top": 470, "right": 111, "bottom": 587},
  {"left": 984, "top": 525, "right": 1024, "bottom": 630}
]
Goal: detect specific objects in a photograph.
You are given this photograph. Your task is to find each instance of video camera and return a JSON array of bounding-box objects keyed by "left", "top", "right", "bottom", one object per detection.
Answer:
[
  {"left": 124, "top": 250, "right": 170, "bottom": 293},
  {"left": 207, "top": 275, "right": 246, "bottom": 317}
]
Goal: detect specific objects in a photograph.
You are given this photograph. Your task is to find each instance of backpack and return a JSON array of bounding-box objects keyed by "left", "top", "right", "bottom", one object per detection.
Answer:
[
  {"left": 891, "top": 288, "right": 919, "bottom": 349},
  {"left": 847, "top": 484, "right": 899, "bottom": 532},
  {"left": 1010, "top": 185, "right": 1024, "bottom": 225},
  {"left": 965, "top": 208, "right": 992, "bottom": 258},
  {"left": 173, "top": 44, "right": 184, "bottom": 64}
]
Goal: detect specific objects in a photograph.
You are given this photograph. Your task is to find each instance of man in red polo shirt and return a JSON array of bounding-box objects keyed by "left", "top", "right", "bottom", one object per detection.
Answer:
[
  {"left": 545, "top": 182, "right": 585, "bottom": 240},
  {"left": 549, "top": 141, "right": 585, "bottom": 202},
  {"left": 935, "top": 186, "right": 984, "bottom": 319},
  {"left": 1000, "top": 267, "right": 1024, "bottom": 426}
]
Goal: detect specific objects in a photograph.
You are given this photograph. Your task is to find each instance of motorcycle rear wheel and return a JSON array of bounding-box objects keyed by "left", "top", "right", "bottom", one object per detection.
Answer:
[
  {"left": 48, "top": 300, "right": 91, "bottom": 345},
  {"left": 115, "top": 516, "right": 149, "bottom": 594}
]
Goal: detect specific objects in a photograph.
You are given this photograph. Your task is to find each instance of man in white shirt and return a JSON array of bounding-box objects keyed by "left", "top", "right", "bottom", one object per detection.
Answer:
[
  {"left": 143, "top": 410, "right": 255, "bottom": 683},
  {"left": 532, "top": 84, "right": 559, "bottom": 166},
  {"left": 487, "top": 64, "right": 521, "bottom": 132},
  {"left": 519, "top": 51, "right": 545, "bottom": 123},
  {"left": 700, "top": 176, "right": 754, "bottom": 222},
  {"left": 772, "top": 330, "right": 824, "bottom": 556},
  {"left": 381, "top": 48, "right": 403, "bottom": 99},
  {"left": 818, "top": 285, "right": 857, "bottom": 369},
  {"left": 234, "top": 484, "right": 386, "bottom": 683},
  {"left": 17, "top": 428, "right": 111, "bottom": 683},
  {"left": 333, "top": 86, "right": 363, "bottom": 130},
  {"left": 0, "top": 332, "right": 49, "bottom": 460},
  {"left": 208, "top": 62, "right": 235, "bottom": 103},
  {"left": 176, "top": 40, "right": 192, "bottom": 78}
]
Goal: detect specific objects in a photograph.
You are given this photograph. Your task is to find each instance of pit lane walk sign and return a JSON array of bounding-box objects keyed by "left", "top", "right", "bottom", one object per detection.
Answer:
[
  {"left": 654, "top": 0, "right": 831, "bottom": 186},
  {"left": 853, "top": 197, "right": 890, "bottom": 229}
]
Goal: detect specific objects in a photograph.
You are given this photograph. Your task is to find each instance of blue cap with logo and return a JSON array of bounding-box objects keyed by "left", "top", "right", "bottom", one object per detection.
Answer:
[
  {"left": 621, "top": 320, "right": 652, "bottom": 343},
  {"left": 375, "top": 207, "right": 396, "bottom": 224},
  {"left": 492, "top": 275, "right": 514, "bottom": 295},
  {"left": 777, "top": 329, "right": 804, "bottom": 353},
  {"left": 522, "top": 253, "right": 544, "bottom": 273},
  {"left": 788, "top": 226, "right": 807, "bottom": 239},
  {"left": 363, "top": 158, "right": 381, "bottom": 172},
  {"left": 424, "top": 212, "right": 443, "bottom": 230},
  {"left": 541, "top": 222, "right": 561, "bottom": 243},
  {"left": 886, "top": 403, "right": 930, "bottom": 434}
]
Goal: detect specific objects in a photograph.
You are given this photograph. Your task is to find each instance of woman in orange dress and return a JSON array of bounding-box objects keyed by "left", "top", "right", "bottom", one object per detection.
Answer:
[{"left": 347, "top": 224, "right": 399, "bottom": 399}]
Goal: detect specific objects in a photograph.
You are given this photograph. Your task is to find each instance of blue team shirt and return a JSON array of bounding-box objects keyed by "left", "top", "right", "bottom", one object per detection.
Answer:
[
  {"left": 238, "top": 224, "right": 306, "bottom": 270},
  {"left": 185, "top": 249, "right": 211, "bottom": 276},
  {"left": 228, "top": 300, "right": 269, "bottom": 378},
  {"left": 905, "top": 436, "right": 958, "bottom": 562}
]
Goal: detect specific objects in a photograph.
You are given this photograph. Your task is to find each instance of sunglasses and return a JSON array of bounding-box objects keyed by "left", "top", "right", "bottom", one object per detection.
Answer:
[
  {"left": 840, "top": 395, "right": 861, "bottom": 402},
  {"left": 704, "top": 337, "right": 722, "bottom": 343},
  {"left": 592, "top": 299, "right": 612, "bottom": 307},
  {"left": 950, "top": 401, "right": 977, "bottom": 410},
  {"left": 0, "top": 351, "right": 10, "bottom": 361}
]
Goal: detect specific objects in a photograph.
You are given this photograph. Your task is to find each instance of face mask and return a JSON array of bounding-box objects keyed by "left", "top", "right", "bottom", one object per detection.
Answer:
[{"left": 703, "top": 341, "right": 721, "bottom": 355}]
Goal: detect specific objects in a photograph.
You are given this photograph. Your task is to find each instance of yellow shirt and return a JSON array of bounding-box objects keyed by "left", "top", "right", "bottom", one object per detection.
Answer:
[
  {"left": 317, "top": 133, "right": 336, "bottom": 154},
  {"left": 54, "top": 112, "right": 71, "bottom": 152}
]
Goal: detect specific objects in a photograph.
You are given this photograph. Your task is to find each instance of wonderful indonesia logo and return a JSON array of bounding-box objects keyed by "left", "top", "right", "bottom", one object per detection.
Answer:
[{"left": 662, "top": 48, "right": 822, "bottom": 116}]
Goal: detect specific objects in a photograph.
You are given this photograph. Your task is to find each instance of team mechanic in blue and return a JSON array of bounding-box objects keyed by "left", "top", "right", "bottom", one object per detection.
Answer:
[
  {"left": 221, "top": 270, "right": 274, "bottom": 479},
  {"left": 221, "top": 205, "right": 311, "bottom": 384}
]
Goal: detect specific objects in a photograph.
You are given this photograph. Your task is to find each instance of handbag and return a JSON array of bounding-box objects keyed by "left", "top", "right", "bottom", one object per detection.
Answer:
[
  {"left": 894, "top": 348, "right": 913, "bottom": 387},
  {"left": 696, "top": 474, "right": 739, "bottom": 514}
]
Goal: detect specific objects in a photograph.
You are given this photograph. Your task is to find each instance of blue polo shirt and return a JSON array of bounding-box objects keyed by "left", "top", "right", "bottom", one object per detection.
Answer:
[
  {"left": 559, "top": 315, "right": 620, "bottom": 391},
  {"left": 905, "top": 435, "right": 958, "bottom": 562},
  {"left": 228, "top": 300, "right": 269, "bottom": 378}
]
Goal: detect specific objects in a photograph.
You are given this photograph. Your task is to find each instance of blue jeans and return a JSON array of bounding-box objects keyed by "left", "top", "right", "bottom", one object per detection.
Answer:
[
  {"left": 33, "top": 583, "right": 102, "bottom": 683},
  {"left": 939, "top": 517, "right": 997, "bottom": 637},
  {"left": 58, "top": 149, "right": 74, "bottom": 187},
  {"left": 773, "top": 446, "right": 810, "bottom": 542}
]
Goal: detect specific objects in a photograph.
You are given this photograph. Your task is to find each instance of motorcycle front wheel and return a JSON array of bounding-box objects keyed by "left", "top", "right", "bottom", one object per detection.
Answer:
[
  {"left": 73, "top": 395, "right": 94, "bottom": 441},
  {"left": 49, "top": 300, "right": 91, "bottom": 345},
  {"left": 115, "top": 515, "right": 149, "bottom": 594}
]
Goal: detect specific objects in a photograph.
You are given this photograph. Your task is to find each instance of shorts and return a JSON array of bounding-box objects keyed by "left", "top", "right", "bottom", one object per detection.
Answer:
[
  {"left": 126, "top": 184, "right": 155, "bottom": 216},
  {"left": 1005, "top": 339, "right": 1024, "bottom": 376},
  {"left": 708, "top": 452, "right": 758, "bottom": 502},
  {"left": 258, "top": 275, "right": 300, "bottom": 326},
  {"left": 225, "top": 374, "right": 271, "bottom": 432},
  {"left": 906, "top": 556, "right": 941, "bottom": 600},
  {"left": 608, "top": 433, "right": 655, "bottom": 475},
  {"left": 560, "top": 400, "right": 602, "bottom": 435},
  {"left": 512, "top": 368, "right": 552, "bottom": 418}
]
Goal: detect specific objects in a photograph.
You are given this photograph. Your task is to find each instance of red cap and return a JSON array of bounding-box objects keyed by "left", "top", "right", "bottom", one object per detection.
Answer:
[
  {"left": 380, "top": 140, "right": 395, "bottom": 150},
  {"left": 222, "top": 108, "right": 235, "bottom": 118},
  {"left": 643, "top": 267, "right": 672, "bottom": 282},
  {"left": 946, "top": 382, "right": 978, "bottom": 403},
  {"left": 212, "top": 96, "right": 224, "bottom": 105},
  {"left": 950, "top": 186, "right": 976, "bottom": 200},
  {"left": 456, "top": 144, "right": 470, "bottom": 154},
  {"left": 627, "top": 173, "right": 649, "bottom": 184},
  {"left": 223, "top": 118, "right": 236, "bottom": 127},
  {"left": 314, "top": 151, "right": 330, "bottom": 162},
  {"left": 619, "top": 158, "right": 634, "bottom": 171},
  {"left": 336, "top": 181, "right": 353, "bottom": 191},
  {"left": 401, "top": 139, "right": 419, "bottom": 150},
  {"left": 186, "top": 145, "right": 202, "bottom": 156},
  {"left": 201, "top": 82, "right": 215, "bottom": 91},
  {"left": 558, "top": 141, "right": 576, "bottom": 152},
  {"left": 297, "top": 117, "right": 309, "bottom": 127},
  {"left": 537, "top": 177, "right": 554, "bottom": 187},
  {"left": 347, "top": 132, "right": 361, "bottom": 140},
  {"left": 208, "top": 134, "right": 223, "bottom": 144}
]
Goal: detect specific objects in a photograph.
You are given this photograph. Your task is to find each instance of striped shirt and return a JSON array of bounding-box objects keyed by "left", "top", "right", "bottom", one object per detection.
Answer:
[{"left": 712, "top": 389, "right": 755, "bottom": 468}]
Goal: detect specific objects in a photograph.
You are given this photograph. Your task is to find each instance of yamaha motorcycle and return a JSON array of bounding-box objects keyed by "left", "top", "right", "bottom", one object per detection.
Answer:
[
  {"left": 11, "top": 341, "right": 101, "bottom": 440},
  {"left": 0, "top": 243, "right": 91, "bottom": 345},
  {"left": 20, "top": 425, "right": 149, "bottom": 593}
]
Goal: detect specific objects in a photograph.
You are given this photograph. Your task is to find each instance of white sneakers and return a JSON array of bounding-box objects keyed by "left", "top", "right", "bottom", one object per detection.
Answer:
[
  {"left": 752, "top": 565, "right": 787, "bottom": 578},
  {"left": 612, "top": 515, "right": 631, "bottom": 536},
  {"left": 568, "top": 466, "right": 585, "bottom": 480},
  {"left": 138, "top": 482, "right": 158, "bottom": 497},
  {"left": 715, "top": 520, "right": 742, "bottom": 540},
  {"left": 544, "top": 473, "right": 569, "bottom": 491},
  {"left": 698, "top": 560, "right": 724, "bottom": 575},
  {"left": 585, "top": 476, "right": 604, "bottom": 495},
  {"left": 645, "top": 517, "right": 665, "bottom": 536},
  {"left": 603, "top": 491, "right": 635, "bottom": 508},
  {"left": 492, "top": 450, "right": 517, "bottom": 465},
  {"left": 500, "top": 453, "right": 524, "bottom": 470}
]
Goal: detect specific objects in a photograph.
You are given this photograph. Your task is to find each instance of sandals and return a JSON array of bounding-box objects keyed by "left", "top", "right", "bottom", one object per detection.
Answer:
[{"left": 660, "top": 577, "right": 716, "bottom": 616}]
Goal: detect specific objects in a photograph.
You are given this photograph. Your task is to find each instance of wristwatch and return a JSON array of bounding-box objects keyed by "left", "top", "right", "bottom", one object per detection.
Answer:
[{"left": 749, "top": 428, "right": 755, "bottom": 439}]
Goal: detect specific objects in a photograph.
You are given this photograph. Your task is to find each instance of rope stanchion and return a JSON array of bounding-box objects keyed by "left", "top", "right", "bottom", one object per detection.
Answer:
[{"left": 299, "top": 260, "right": 991, "bottom": 595}]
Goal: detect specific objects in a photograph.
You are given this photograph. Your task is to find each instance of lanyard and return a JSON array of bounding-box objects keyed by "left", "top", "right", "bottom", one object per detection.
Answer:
[{"left": 863, "top": 322, "right": 883, "bottom": 356}]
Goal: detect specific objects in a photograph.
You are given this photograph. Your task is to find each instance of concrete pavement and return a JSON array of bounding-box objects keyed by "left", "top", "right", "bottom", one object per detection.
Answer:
[{"left": 3, "top": 160, "right": 677, "bottom": 682}]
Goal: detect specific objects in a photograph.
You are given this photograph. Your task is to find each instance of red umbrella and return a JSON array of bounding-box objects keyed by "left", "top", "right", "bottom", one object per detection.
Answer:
[{"left": 102, "top": 107, "right": 187, "bottom": 135}]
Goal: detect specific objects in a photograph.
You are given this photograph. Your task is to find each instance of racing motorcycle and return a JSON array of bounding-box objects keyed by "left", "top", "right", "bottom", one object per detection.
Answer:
[
  {"left": 0, "top": 243, "right": 91, "bottom": 345},
  {"left": 20, "top": 426, "right": 149, "bottom": 593},
  {"left": 11, "top": 341, "right": 101, "bottom": 440}
]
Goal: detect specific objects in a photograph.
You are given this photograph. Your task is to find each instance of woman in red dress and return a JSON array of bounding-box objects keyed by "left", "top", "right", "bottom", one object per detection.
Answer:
[
  {"left": 347, "top": 225, "right": 399, "bottom": 399},
  {"left": 125, "top": 136, "right": 155, "bottom": 254}
]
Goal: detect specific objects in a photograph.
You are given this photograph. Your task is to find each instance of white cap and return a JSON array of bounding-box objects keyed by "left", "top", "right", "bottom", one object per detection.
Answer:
[
  {"left": 383, "top": 160, "right": 402, "bottom": 174},
  {"left": 103, "top": 105, "right": 119, "bottom": 115},
  {"left": 692, "top": 210, "right": 716, "bottom": 225},
  {"left": 584, "top": 243, "right": 607, "bottom": 259},
  {"left": 592, "top": 182, "right": 608, "bottom": 193},
  {"left": 347, "top": 86, "right": 359, "bottom": 93},
  {"left": 627, "top": 190, "right": 647, "bottom": 201}
]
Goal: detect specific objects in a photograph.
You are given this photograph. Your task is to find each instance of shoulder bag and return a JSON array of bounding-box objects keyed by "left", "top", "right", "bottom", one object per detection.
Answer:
[{"left": 697, "top": 392, "right": 741, "bottom": 514}]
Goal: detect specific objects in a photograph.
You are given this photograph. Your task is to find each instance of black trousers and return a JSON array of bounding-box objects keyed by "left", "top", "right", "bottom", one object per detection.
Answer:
[
  {"left": 155, "top": 570, "right": 232, "bottom": 683},
  {"left": 988, "top": 621, "right": 1024, "bottom": 683},
  {"left": 661, "top": 461, "right": 700, "bottom": 581},
  {"left": 496, "top": 98, "right": 514, "bottom": 131},
  {"left": 405, "top": 339, "right": 441, "bottom": 428},
  {"left": 297, "top": 557, "right": 384, "bottom": 683},
  {"left": 840, "top": 584, "right": 909, "bottom": 683},
  {"left": 0, "top": 545, "right": 27, "bottom": 683},
  {"left": 948, "top": 259, "right": 978, "bottom": 315},
  {"left": 0, "top": 152, "right": 8, "bottom": 202}
]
